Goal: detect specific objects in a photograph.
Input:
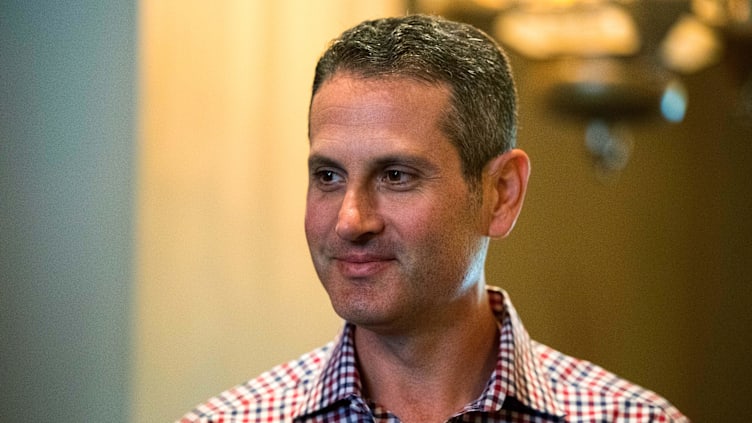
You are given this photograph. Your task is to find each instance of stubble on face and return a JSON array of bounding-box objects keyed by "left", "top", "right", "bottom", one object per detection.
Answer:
[{"left": 305, "top": 73, "right": 489, "bottom": 334}]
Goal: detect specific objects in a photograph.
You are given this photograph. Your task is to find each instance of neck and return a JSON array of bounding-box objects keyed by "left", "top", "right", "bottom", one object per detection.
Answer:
[{"left": 354, "top": 285, "right": 499, "bottom": 422}]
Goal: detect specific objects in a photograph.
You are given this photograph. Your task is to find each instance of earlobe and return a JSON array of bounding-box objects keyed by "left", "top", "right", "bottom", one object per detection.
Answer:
[{"left": 485, "top": 149, "right": 531, "bottom": 238}]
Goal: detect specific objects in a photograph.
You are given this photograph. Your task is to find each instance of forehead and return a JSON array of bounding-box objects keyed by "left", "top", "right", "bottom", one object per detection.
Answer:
[{"left": 308, "top": 74, "right": 452, "bottom": 149}]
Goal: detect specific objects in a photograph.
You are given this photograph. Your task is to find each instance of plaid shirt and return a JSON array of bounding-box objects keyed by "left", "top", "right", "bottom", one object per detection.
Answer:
[{"left": 180, "top": 287, "right": 688, "bottom": 422}]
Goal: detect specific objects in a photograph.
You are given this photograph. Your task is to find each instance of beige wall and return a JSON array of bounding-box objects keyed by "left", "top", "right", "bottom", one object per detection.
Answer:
[{"left": 135, "top": 1, "right": 401, "bottom": 421}]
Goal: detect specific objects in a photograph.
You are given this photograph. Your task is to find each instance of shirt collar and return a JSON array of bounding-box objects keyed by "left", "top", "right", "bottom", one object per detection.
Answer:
[
  {"left": 484, "top": 286, "right": 565, "bottom": 418},
  {"left": 294, "top": 286, "right": 565, "bottom": 420},
  {"left": 294, "top": 323, "right": 365, "bottom": 418}
]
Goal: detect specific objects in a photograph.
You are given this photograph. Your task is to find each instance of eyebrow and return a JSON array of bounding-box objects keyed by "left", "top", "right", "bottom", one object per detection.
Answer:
[
  {"left": 308, "top": 154, "right": 342, "bottom": 171},
  {"left": 372, "top": 154, "right": 439, "bottom": 173},
  {"left": 308, "top": 153, "right": 440, "bottom": 174}
]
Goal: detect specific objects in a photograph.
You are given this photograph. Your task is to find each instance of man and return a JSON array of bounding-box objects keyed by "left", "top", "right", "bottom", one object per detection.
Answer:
[{"left": 181, "top": 15, "right": 687, "bottom": 422}]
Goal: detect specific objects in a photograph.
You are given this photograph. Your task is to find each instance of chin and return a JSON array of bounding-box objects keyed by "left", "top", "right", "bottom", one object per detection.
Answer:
[{"left": 329, "top": 294, "right": 392, "bottom": 327}]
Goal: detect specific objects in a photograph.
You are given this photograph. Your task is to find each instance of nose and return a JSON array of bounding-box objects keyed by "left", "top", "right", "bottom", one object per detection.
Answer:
[{"left": 335, "top": 187, "right": 384, "bottom": 241}]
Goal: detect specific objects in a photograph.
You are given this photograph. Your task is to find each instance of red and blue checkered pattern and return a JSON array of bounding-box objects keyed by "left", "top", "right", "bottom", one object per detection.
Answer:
[{"left": 179, "top": 287, "right": 688, "bottom": 422}]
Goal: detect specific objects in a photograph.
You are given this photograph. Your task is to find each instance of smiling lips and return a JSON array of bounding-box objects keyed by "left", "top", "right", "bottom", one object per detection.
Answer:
[{"left": 333, "top": 253, "right": 395, "bottom": 278}]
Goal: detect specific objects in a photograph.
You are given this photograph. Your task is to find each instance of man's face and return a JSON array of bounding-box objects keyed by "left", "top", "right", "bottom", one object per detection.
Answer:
[{"left": 305, "top": 73, "right": 490, "bottom": 334}]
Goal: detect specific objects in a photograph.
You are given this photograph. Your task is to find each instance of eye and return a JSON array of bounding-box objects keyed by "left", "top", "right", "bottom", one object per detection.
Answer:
[
  {"left": 318, "top": 170, "right": 337, "bottom": 183},
  {"left": 380, "top": 168, "right": 416, "bottom": 189},
  {"left": 312, "top": 169, "right": 345, "bottom": 190},
  {"left": 385, "top": 170, "right": 406, "bottom": 183}
]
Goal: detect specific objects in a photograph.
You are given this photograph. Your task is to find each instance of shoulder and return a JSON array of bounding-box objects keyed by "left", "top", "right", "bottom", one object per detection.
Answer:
[
  {"left": 533, "top": 341, "right": 689, "bottom": 422},
  {"left": 178, "top": 344, "right": 333, "bottom": 423}
]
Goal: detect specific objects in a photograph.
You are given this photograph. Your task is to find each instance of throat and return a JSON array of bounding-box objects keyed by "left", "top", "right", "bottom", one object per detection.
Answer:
[{"left": 354, "top": 308, "right": 500, "bottom": 422}]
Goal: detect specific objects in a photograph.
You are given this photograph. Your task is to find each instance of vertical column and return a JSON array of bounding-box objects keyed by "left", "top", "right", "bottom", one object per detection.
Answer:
[{"left": 0, "top": 2, "right": 136, "bottom": 422}]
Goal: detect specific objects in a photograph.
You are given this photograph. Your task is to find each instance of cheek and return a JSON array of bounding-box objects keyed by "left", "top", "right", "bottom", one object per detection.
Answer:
[
  {"left": 304, "top": 208, "right": 323, "bottom": 243},
  {"left": 407, "top": 196, "right": 481, "bottom": 248},
  {"left": 304, "top": 198, "right": 321, "bottom": 241},
  {"left": 304, "top": 194, "right": 339, "bottom": 240},
  {"left": 389, "top": 202, "right": 450, "bottom": 247}
]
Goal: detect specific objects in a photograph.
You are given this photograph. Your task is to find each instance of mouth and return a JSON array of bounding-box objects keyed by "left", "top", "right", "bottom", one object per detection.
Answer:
[{"left": 333, "top": 254, "right": 395, "bottom": 278}]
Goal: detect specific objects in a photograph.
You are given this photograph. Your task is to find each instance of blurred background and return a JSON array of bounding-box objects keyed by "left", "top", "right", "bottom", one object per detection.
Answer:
[{"left": 1, "top": 0, "right": 750, "bottom": 422}]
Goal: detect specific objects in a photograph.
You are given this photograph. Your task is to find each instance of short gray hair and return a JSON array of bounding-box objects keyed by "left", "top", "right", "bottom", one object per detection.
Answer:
[{"left": 311, "top": 14, "right": 518, "bottom": 186}]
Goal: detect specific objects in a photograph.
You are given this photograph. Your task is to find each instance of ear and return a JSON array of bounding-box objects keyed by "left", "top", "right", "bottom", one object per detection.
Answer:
[{"left": 483, "top": 149, "right": 531, "bottom": 238}]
